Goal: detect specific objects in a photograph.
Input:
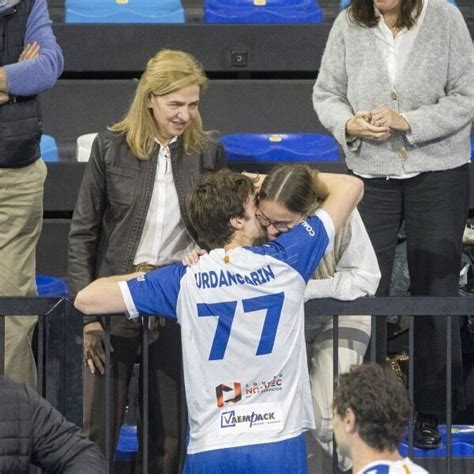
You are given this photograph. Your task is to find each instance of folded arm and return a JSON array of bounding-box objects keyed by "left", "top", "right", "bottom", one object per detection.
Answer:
[{"left": 3, "top": 0, "right": 64, "bottom": 96}]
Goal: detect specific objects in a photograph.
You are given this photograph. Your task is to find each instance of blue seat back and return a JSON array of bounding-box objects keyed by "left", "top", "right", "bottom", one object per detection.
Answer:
[
  {"left": 36, "top": 275, "right": 69, "bottom": 297},
  {"left": 65, "top": 0, "right": 185, "bottom": 24},
  {"left": 400, "top": 425, "right": 474, "bottom": 457},
  {"left": 222, "top": 133, "right": 340, "bottom": 163},
  {"left": 205, "top": 0, "right": 323, "bottom": 24},
  {"left": 40, "top": 134, "right": 58, "bottom": 162}
]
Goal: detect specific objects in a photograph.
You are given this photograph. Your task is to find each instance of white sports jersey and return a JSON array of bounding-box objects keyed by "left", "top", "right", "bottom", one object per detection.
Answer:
[
  {"left": 359, "top": 457, "right": 429, "bottom": 474},
  {"left": 119, "top": 211, "right": 334, "bottom": 471}
]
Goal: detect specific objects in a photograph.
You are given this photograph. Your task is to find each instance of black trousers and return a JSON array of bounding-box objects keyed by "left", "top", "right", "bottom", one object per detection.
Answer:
[
  {"left": 357, "top": 164, "right": 470, "bottom": 414},
  {"left": 83, "top": 322, "right": 183, "bottom": 473}
]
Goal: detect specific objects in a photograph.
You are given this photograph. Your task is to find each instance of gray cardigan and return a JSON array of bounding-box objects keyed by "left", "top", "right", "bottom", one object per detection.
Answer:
[{"left": 313, "top": 0, "right": 474, "bottom": 176}]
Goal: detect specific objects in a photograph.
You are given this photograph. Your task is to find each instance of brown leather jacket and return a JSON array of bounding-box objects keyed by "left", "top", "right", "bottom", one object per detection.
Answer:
[{"left": 68, "top": 130, "right": 226, "bottom": 333}]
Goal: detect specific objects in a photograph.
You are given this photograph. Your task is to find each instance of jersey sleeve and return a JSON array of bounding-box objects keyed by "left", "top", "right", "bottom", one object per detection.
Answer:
[
  {"left": 249, "top": 209, "right": 335, "bottom": 283},
  {"left": 118, "top": 264, "right": 187, "bottom": 321}
]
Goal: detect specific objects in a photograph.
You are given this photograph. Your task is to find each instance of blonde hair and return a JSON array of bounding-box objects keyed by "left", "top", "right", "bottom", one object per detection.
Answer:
[{"left": 109, "top": 49, "right": 209, "bottom": 159}]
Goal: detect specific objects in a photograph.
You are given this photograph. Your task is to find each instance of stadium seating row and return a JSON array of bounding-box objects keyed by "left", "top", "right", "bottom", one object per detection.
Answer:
[
  {"left": 64, "top": 0, "right": 461, "bottom": 24},
  {"left": 66, "top": 0, "right": 324, "bottom": 24},
  {"left": 41, "top": 133, "right": 474, "bottom": 164}
]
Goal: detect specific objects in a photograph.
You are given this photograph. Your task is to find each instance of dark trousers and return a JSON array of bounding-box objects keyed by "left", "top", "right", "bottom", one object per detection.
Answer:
[
  {"left": 83, "top": 322, "right": 183, "bottom": 473},
  {"left": 357, "top": 164, "right": 470, "bottom": 414}
]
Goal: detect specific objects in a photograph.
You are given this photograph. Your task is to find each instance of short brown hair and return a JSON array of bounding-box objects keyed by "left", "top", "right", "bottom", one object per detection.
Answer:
[
  {"left": 186, "top": 170, "right": 255, "bottom": 249},
  {"left": 334, "top": 364, "right": 411, "bottom": 452},
  {"left": 258, "top": 164, "right": 319, "bottom": 215},
  {"left": 348, "top": 0, "right": 422, "bottom": 29}
]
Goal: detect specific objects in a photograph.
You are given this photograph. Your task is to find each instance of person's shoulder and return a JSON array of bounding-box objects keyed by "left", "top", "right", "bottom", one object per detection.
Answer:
[
  {"left": 359, "top": 458, "right": 428, "bottom": 474},
  {"left": 332, "top": 8, "right": 354, "bottom": 30},
  {"left": 97, "top": 130, "right": 125, "bottom": 146},
  {"left": 202, "top": 131, "right": 224, "bottom": 154},
  {"left": 403, "top": 457, "right": 428, "bottom": 473},
  {"left": 96, "top": 130, "right": 137, "bottom": 162},
  {"left": 428, "top": 0, "right": 455, "bottom": 11},
  {"left": 0, "top": 376, "right": 34, "bottom": 411},
  {"left": 0, "top": 374, "right": 28, "bottom": 393},
  {"left": 427, "top": 0, "right": 465, "bottom": 23}
]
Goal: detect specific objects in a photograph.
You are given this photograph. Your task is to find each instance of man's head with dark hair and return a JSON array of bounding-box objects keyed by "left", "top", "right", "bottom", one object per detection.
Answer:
[
  {"left": 333, "top": 363, "right": 411, "bottom": 457},
  {"left": 186, "top": 170, "right": 264, "bottom": 249}
]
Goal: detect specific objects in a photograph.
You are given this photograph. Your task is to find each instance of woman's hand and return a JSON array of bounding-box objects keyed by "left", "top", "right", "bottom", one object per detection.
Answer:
[
  {"left": 148, "top": 316, "right": 166, "bottom": 331},
  {"left": 19, "top": 42, "right": 40, "bottom": 61},
  {"left": 346, "top": 111, "right": 391, "bottom": 142},
  {"left": 182, "top": 247, "right": 207, "bottom": 266},
  {"left": 242, "top": 172, "right": 266, "bottom": 191},
  {"left": 83, "top": 321, "right": 110, "bottom": 375},
  {"left": 370, "top": 107, "right": 410, "bottom": 132}
]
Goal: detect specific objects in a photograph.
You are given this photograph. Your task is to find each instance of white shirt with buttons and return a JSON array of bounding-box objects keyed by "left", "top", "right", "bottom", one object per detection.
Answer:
[{"left": 133, "top": 137, "right": 195, "bottom": 266}]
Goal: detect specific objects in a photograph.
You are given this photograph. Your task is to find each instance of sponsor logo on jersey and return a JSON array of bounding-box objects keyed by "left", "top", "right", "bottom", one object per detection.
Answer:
[
  {"left": 221, "top": 410, "right": 276, "bottom": 428},
  {"left": 215, "top": 375, "right": 284, "bottom": 407},
  {"left": 245, "top": 374, "right": 284, "bottom": 397},
  {"left": 215, "top": 382, "right": 242, "bottom": 408},
  {"left": 219, "top": 403, "right": 283, "bottom": 433},
  {"left": 301, "top": 220, "right": 316, "bottom": 237},
  {"left": 195, "top": 265, "right": 275, "bottom": 289}
]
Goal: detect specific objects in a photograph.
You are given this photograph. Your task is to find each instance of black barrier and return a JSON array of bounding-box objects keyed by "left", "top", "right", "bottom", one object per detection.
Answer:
[
  {"left": 1, "top": 296, "right": 474, "bottom": 473},
  {"left": 307, "top": 297, "right": 472, "bottom": 474},
  {"left": 0, "top": 297, "right": 83, "bottom": 423}
]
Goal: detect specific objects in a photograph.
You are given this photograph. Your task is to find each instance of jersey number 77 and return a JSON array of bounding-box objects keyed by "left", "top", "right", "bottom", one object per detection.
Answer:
[{"left": 197, "top": 292, "right": 285, "bottom": 361}]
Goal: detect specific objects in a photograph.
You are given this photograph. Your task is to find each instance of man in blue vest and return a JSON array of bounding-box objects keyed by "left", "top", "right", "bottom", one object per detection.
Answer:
[{"left": 0, "top": 0, "right": 63, "bottom": 388}]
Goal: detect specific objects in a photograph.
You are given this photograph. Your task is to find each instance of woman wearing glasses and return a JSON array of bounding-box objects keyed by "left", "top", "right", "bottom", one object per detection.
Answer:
[{"left": 256, "top": 164, "right": 380, "bottom": 471}]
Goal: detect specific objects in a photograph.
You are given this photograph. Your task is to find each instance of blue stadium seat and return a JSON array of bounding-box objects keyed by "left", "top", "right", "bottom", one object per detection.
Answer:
[
  {"left": 36, "top": 275, "right": 69, "bottom": 297},
  {"left": 205, "top": 0, "right": 323, "bottom": 24},
  {"left": 400, "top": 425, "right": 474, "bottom": 457},
  {"left": 40, "top": 134, "right": 58, "bottom": 162},
  {"left": 221, "top": 133, "right": 340, "bottom": 163},
  {"left": 65, "top": 0, "right": 185, "bottom": 24}
]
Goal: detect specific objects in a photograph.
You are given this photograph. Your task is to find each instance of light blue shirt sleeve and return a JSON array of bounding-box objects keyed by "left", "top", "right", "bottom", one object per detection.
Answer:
[
  {"left": 118, "top": 264, "right": 187, "bottom": 320},
  {"left": 4, "top": 0, "right": 64, "bottom": 96}
]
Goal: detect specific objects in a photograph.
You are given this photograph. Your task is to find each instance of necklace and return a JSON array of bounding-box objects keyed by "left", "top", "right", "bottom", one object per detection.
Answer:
[{"left": 383, "top": 17, "right": 402, "bottom": 36}]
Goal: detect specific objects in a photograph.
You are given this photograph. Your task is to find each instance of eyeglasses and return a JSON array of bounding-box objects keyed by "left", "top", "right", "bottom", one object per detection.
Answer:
[{"left": 255, "top": 208, "right": 296, "bottom": 233}]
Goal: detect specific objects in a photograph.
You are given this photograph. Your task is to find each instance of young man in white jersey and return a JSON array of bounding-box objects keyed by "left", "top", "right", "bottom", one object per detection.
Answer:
[
  {"left": 74, "top": 169, "right": 363, "bottom": 473},
  {"left": 333, "top": 363, "right": 428, "bottom": 474}
]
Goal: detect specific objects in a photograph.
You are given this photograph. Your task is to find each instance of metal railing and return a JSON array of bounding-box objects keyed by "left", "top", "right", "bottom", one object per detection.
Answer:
[
  {"left": 1, "top": 295, "right": 474, "bottom": 473},
  {"left": 0, "top": 297, "right": 83, "bottom": 425}
]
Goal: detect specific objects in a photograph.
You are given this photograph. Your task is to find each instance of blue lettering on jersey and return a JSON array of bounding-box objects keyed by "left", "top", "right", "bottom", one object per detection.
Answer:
[{"left": 195, "top": 265, "right": 275, "bottom": 289}]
